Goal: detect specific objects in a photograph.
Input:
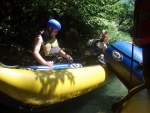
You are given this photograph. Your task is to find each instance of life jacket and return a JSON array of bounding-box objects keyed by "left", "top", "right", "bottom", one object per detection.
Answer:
[
  {"left": 133, "top": 0, "right": 150, "bottom": 46},
  {"left": 85, "top": 39, "right": 104, "bottom": 55},
  {"left": 40, "top": 33, "right": 60, "bottom": 57}
]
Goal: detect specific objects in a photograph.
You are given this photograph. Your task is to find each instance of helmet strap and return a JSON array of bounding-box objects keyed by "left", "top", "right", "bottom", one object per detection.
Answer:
[{"left": 48, "top": 27, "right": 53, "bottom": 36}]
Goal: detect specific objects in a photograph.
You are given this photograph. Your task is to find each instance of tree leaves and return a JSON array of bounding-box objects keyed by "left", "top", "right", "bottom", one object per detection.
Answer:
[{"left": 0, "top": 0, "right": 134, "bottom": 65}]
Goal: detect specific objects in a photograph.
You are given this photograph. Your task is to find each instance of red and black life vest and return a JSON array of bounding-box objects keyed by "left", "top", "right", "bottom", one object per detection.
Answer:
[{"left": 133, "top": 0, "right": 150, "bottom": 46}]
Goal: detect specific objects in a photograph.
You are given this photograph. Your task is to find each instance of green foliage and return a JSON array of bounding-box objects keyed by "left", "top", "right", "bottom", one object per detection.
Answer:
[
  {"left": 0, "top": 0, "right": 134, "bottom": 45},
  {"left": 0, "top": 0, "right": 134, "bottom": 65}
]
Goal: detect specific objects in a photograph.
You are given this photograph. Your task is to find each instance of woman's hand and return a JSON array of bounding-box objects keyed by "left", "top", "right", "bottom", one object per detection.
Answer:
[
  {"left": 58, "top": 49, "right": 73, "bottom": 63},
  {"left": 45, "top": 61, "right": 54, "bottom": 68},
  {"left": 66, "top": 54, "right": 73, "bottom": 63},
  {"left": 66, "top": 54, "right": 73, "bottom": 62}
]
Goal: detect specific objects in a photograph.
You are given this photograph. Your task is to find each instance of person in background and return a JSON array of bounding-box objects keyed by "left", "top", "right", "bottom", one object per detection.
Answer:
[
  {"left": 84, "top": 30, "right": 110, "bottom": 65},
  {"left": 33, "top": 19, "right": 73, "bottom": 67},
  {"left": 96, "top": 30, "right": 110, "bottom": 60}
]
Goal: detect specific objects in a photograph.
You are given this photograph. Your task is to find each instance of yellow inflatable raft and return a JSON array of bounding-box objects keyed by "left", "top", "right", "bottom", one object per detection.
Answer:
[
  {"left": 111, "top": 84, "right": 150, "bottom": 113},
  {"left": 120, "top": 84, "right": 150, "bottom": 113},
  {"left": 0, "top": 65, "right": 105, "bottom": 106}
]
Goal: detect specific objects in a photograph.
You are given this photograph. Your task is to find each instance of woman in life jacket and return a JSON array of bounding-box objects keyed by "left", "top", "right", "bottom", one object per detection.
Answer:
[
  {"left": 33, "top": 19, "right": 73, "bottom": 67},
  {"left": 85, "top": 30, "right": 110, "bottom": 65}
]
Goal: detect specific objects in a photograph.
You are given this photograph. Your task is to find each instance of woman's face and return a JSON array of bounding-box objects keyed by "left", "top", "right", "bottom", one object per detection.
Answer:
[
  {"left": 48, "top": 27, "right": 58, "bottom": 37},
  {"left": 104, "top": 35, "right": 109, "bottom": 43},
  {"left": 51, "top": 29, "right": 58, "bottom": 37}
]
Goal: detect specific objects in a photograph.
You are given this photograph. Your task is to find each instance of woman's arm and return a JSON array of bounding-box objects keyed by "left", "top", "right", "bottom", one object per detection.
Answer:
[
  {"left": 58, "top": 49, "right": 73, "bottom": 62},
  {"left": 33, "top": 36, "right": 54, "bottom": 67}
]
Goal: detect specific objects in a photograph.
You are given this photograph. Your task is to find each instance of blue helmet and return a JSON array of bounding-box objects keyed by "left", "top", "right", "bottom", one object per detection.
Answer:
[{"left": 47, "top": 19, "right": 61, "bottom": 30}]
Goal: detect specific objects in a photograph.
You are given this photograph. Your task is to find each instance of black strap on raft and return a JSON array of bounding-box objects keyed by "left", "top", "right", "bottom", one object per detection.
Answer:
[
  {"left": 136, "top": 62, "right": 143, "bottom": 71},
  {"left": 111, "top": 84, "right": 146, "bottom": 113},
  {"left": 129, "top": 43, "right": 134, "bottom": 88}
]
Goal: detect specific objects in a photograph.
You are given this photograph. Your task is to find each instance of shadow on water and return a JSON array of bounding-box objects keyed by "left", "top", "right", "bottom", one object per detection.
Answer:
[{"left": 0, "top": 67, "right": 128, "bottom": 113}]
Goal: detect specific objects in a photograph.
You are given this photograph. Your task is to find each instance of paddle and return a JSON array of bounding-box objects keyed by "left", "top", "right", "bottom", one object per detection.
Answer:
[
  {"left": 26, "top": 63, "right": 82, "bottom": 70},
  {"left": 0, "top": 62, "right": 19, "bottom": 68}
]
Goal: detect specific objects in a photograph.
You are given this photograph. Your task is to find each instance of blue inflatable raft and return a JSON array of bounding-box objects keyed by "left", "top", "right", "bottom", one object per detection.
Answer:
[{"left": 104, "top": 41, "right": 143, "bottom": 89}]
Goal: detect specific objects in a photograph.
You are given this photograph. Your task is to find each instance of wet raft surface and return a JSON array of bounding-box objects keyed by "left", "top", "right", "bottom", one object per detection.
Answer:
[{"left": 0, "top": 70, "right": 128, "bottom": 113}]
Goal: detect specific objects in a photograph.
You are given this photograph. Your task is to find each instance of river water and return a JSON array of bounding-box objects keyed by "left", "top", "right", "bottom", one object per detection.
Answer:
[{"left": 0, "top": 68, "right": 128, "bottom": 113}]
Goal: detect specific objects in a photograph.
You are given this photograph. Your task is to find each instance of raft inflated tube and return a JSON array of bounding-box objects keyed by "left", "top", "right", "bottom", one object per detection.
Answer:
[
  {"left": 120, "top": 85, "right": 150, "bottom": 113},
  {"left": 0, "top": 65, "right": 105, "bottom": 105},
  {"left": 104, "top": 41, "right": 143, "bottom": 89}
]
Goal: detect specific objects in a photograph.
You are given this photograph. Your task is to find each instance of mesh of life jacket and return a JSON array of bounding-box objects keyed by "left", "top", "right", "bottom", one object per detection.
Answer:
[
  {"left": 133, "top": 0, "right": 150, "bottom": 46},
  {"left": 86, "top": 39, "right": 103, "bottom": 55}
]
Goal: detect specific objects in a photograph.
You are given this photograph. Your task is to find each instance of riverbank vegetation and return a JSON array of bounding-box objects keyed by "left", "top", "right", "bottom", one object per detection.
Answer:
[{"left": 0, "top": 0, "right": 134, "bottom": 65}]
